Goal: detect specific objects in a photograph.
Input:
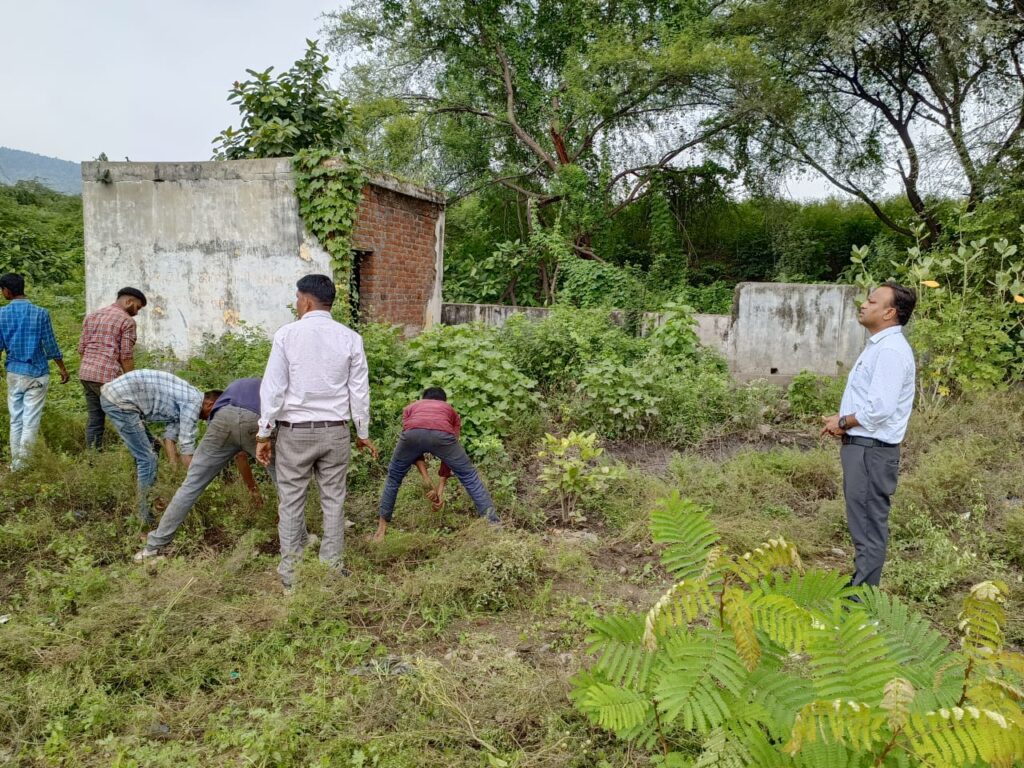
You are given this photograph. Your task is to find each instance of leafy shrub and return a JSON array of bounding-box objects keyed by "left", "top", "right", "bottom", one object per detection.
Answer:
[
  {"left": 729, "top": 378, "right": 786, "bottom": 429},
  {"left": 158, "top": 324, "right": 272, "bottom": 389},
  {"left": 652, "top": 352, "right": 734, "bottom": 443},
  {"left": 885, "top": 507, "right": 983, "bottom": 603},
  {"left": 537, "top": 431, "right": 624, "bottom": 524},
  {"left": 0, "top": 182, "right": 83, "bottom": 284},
  {"left": 572, "top": 493, "right": 1024, "bottom": 766},
  {"left": 403, "top": 324, "right": 536, "bottom": 454},
  {"left": 847, "top": 226, "right": 1024, "bottom": 397},
  {"left": 498, "top": 307, "right": 641, "bottom": 388},
  {"left": 571, "top": 347, "right": 735, "bottom": 445},
  {"left": 786, "top": 370, "right": 845, "bottom": 418},
  {"left": 572, "top": 358, "right": 663, "bottom": 438},
  {"left": 644, "top": 301, "right": 698, "bottom": 359},
  {"left": 556, "top": 256, "right": 647, "bottom": 310}
]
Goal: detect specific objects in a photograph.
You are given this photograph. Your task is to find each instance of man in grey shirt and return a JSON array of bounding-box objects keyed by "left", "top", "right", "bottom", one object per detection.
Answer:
[
  {"left": 821, "top": 281, "right": 917, "bottom": 587},
  {"left": 256, "top": 274, "right": 378, "bottom": 590}
]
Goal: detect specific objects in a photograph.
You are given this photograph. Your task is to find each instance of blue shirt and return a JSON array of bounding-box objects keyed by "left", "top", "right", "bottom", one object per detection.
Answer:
[
  {"left": 210, "top": 377, "right": 261, "bottom": 419},
  {"left": 839, "top": 325, "right": 916, "bottom": 444},
  {"left": 0, "top": 298, "right": 63, "bottom": 377},
  {"left": 100, "top": 370, "right": 204, "bottom": 455}
]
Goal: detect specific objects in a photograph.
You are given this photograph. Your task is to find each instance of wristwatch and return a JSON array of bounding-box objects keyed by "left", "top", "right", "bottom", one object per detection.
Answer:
[
  {"left": 838, "top": 415, "right": 848, "bottom": 430},
  {"left": 255, "top": 435, "right": 272, "bottom": 444}
]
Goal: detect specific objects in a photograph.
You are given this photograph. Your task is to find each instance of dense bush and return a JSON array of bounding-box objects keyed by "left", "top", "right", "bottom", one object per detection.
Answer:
[
  {"left": 847, "top": 224, "right": 1024, "bottom": 397},
  {"left": 786, "top": 370, "right": 845, "bottom": 418},
  {"left": 497, "top": 307, "right": 641, "bottom": 389},
  {"left": 0, "top": 182, "right": 82, "bottom": 284}
]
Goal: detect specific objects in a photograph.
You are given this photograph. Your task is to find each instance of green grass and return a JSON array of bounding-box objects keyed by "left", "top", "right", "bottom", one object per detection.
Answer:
[{"left": 1, "top": 284, "right": 1022, "bottom": 765}]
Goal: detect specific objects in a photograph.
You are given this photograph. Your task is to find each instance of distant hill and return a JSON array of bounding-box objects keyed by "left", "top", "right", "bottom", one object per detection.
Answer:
[{"left": 0, "top": 147, "right": 81, "bottom": 195}]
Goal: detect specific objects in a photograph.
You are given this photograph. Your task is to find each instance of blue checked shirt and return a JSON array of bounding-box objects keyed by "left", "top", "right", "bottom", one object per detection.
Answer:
[
  {"left": 0, "top": 299, "right": 63, "bottom": 378},
  {"left": 101, "top": 369, "right": 204, "bottom": 455}
]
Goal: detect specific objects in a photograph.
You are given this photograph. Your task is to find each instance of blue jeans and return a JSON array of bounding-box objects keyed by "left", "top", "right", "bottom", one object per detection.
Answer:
[
  {"left": 7, "top": 372, "right": 50, "bottom": 470},
  {"left": 101, "top": 395, "right": 159, "bottom": 523},
  {"left": 378, "top": 428, "right": 496, "bottom": 522}
]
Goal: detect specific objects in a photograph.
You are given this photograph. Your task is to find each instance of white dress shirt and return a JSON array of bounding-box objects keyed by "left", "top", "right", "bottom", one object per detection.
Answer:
[
  {"left": 839, "top": 325, "right": 916, "bottom": 444},
  {"left": 258, "top": 310, "right": 371, "bottom": 439}
]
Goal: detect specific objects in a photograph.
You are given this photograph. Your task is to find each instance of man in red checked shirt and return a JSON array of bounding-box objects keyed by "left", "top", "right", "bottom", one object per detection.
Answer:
[{"left": 373, "top": 387, "right": 499, "bottom": 540}]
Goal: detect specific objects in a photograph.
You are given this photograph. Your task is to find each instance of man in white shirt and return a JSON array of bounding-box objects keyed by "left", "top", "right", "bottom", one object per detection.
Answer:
[
  {"left": 821, "top": 281, "right": 917, "bottom": 587},
  {"left": 256, "top": 274, "right": 378, "bottom": 589}
]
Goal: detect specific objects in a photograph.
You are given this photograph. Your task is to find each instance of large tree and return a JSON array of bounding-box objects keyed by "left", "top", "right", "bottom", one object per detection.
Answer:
[
  {"left": 325, "top": 0, "right": 740, "bottom": 272},
  {"left": 724, "top": 0, "right": 1024, "bottom": 242}
]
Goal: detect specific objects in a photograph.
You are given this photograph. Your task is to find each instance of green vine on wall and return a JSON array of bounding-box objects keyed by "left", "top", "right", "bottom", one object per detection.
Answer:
[{"left": 292, "top": 148, "right": 366, "bottom": 323}]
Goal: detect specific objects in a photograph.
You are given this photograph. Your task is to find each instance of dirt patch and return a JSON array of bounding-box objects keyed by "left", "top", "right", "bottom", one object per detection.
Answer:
[
  {"left": 603, "top": 441, "right": 677, "bottom": 475},
  {"left": 691, "top": 426, "right": 821, "bottom": 461}
]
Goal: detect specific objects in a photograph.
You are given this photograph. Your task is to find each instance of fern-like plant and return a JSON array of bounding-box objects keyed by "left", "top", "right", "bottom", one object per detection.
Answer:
[{"left": 571, "top": 492, "right": 1024, "bottom": 767}]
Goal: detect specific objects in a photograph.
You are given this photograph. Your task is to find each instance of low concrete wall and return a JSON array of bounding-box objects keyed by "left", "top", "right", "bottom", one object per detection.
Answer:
[
  {"left": 442, "top": 282, "right": 866, "bottom": 382},
  {"left": 728, "top": 282, "right": 865, "bottom": 380}
]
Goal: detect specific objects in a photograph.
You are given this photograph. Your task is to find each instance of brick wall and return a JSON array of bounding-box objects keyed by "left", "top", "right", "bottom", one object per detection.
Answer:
[{"left": 352, "top": 183, "right": 444, "bottom": 334}]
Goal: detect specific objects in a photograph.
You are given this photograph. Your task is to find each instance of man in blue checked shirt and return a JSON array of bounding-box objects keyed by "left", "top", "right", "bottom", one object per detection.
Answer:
[
  {"left": 0, "top": 273, "right": 70, "bottom": 470},
  {"left": 100, "top": 369, "right": 223, "bottom": 525}
]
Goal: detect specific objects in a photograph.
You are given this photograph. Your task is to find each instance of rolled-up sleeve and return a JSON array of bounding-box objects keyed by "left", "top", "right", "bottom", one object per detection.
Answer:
[
  {"left": 348, "top": 337, "right": 371, "bottom": 439},
  {"left": 855, "top": 349, "right": 908, "bottom": 433},
  {"left": 258, "top": 330, "right": 289, "bottom": 437},
  {"left": 119, "top": 318, "right": 137, "bottom": 361},
  {"left": 174, "top": 398, "right": 202, "bottom": 455}
]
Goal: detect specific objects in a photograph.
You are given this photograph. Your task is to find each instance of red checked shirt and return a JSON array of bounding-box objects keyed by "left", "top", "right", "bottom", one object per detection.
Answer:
[
  {"left": 402, "top": 399, "right": 462, "bottom": 478},
  {"left": 78, "top": 304, "right": 137, "bottom": 384}
]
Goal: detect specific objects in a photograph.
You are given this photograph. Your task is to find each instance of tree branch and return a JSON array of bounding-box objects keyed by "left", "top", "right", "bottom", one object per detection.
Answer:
[{"left": 495, "top": 44, "right": 559, "bottom": 172}]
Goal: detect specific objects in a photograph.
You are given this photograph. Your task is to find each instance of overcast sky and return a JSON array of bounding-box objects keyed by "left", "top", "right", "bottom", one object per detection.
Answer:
[
  {"left": 0, "top": 1, "right": 888, "bottom": 200},
  {"left": 1, "top": 0, "right": 338, "bottom": 163}
]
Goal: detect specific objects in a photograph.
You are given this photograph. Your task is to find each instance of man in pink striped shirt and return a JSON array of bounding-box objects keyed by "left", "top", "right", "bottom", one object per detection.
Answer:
[{"left": 373, "top": 387, "right": 498, "bottom": 540}]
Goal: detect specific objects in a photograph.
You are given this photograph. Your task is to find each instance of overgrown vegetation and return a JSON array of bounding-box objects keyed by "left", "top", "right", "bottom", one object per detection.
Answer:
[
  {"left": 0, "top": 181, "right": 82, "bottom": 283},
  {"left": 1, "top": 286, "right": 1023, "bottom": 766}
]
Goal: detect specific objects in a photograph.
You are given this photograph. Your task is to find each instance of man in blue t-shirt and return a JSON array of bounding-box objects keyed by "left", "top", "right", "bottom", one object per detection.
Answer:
[{"left": 134, "top": 377, "right": 273, "bottom": 561}]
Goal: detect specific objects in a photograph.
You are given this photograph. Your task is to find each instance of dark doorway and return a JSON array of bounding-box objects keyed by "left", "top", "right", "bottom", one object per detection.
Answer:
[{"left": 350, "top": 250, "right": 371, "bottom": 323}]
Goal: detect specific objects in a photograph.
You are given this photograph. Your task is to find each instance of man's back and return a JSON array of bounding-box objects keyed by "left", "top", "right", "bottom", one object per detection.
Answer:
[
  {"left": 79, "top": 304, "right": 136, "bottom": 383},
  {"left": 259, "top": 310, "right": 370, "bottom": 431},
  {"left": 0, "top": 299, "right": 60, "bottom": 377},
  {"left": 102, "top": 370, "right": 201, "bottom": 419}
]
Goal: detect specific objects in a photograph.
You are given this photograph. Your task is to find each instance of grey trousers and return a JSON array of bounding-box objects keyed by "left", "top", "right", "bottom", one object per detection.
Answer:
[
  {"left": 841, "top": 443, "right": 900, "bottom": 587},
  {"left": 147, "top": 405, "right": 275, "bottom": 549},
  {"left": 275, "top": 423, "right": 351, "bottom": 586}
]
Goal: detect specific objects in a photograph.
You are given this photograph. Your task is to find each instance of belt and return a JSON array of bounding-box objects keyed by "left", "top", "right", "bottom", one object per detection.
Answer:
[
  {"left": 842, "top": 435, "right": 900, "bottom": 448},
  {"left": 277, "top": 420, "right": 347, "bottom": 429}
]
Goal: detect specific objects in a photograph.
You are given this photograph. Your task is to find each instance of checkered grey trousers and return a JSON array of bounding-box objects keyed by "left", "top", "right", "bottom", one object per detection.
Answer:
[{"left": 275, "top": 424, "right": 351, "bottom": 586}]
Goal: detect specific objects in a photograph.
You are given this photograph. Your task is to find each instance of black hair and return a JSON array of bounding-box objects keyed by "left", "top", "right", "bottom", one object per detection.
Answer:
[
  {"left": 422, "top": 387, "right": 448, "bottom": 401},
  {"left": 296, "top": 274, "right": 336, "bottom": 307},
  {"left": 0, "top": 273, "right": 25, "bottom": 296},
  {"left": 117, "top": 287, "right": 147, "bottom": 306},
  {"left": 881, "top": 281, "right": 917, "bottom": 326},
  {"left": 203, "top": 389, "right": 224, "bottom": 402}
]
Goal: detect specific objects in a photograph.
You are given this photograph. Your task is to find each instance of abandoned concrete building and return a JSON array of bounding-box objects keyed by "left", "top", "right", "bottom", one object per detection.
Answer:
[{"left": 81, "top": 158, "right": 444, "bottom": 358}]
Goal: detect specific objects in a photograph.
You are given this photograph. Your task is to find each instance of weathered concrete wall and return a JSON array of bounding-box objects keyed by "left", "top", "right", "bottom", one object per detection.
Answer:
[
  {"left": 441, "top": 303, "right": 555, "bottom": 327},
  {"left": 442, "top": 282, "right": 866, "bottom": 382},
  {"left": 728, "top": 282, "right": 865, "bottom": 381},
  {"left": 441, "top": 303, "right": 732, "bottom": 355},
  {"left": 82, "top": 159, "right": 444, "bottom": 358}
]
